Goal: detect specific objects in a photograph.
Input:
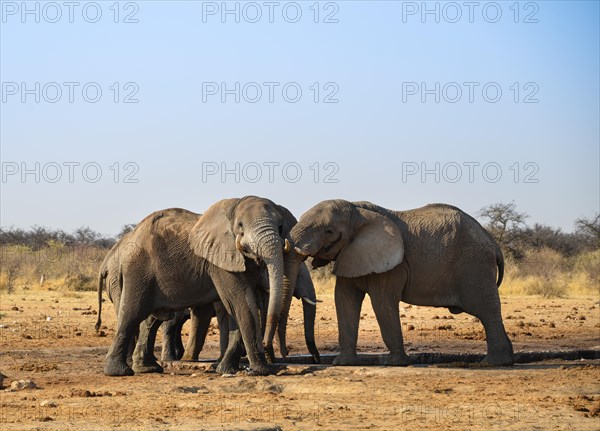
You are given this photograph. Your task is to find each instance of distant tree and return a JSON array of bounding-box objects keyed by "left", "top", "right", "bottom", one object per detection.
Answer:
[
  {"left": 520, "top": 223, "right": 584, "bottom": 257},
  {"left": 73, "top": 227, "right": 100, "bottom": 244},
  {"left": 0, "top": 226, "right": 114, "bottom": 249},
  {"left": 575, "top": 213, "right": 600, "bottom": 249},
  {"left": 478, "top": 202, "right": 529, "bottom": 258},
  {"left": 117, "top": 224, "right": 136, "bottom": 240}
]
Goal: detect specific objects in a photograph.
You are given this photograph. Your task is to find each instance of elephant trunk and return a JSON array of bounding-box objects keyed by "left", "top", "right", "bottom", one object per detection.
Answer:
[
  {"left": 275, "top": 252, "right": 302, "bottom": 360},
  {"left": 254, "top": 228, "right": 286, "bottom": 360},
  {"left": 301, "top": 298, "right": 320, "bottom": 363}
]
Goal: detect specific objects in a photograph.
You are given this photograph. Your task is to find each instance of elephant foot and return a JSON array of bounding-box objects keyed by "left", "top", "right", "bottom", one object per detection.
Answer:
[
  {"left": 483, "top": 352, "right": 514, "bottom": 366},
  {"left": 244, "top": 363, "right": 272, "bottom": 376},
  {"left": 132, "top": 361, "right": 164, "bottom": 374},
  {"left": 104, "top": 360, "right": 134, "bottom": 377},
  {"left": 332, "top": 352, "right": 360, "bottom": 366},
  {"left": 161, "top": 354, "right": 178, "bottom": 362},
  {"left": 384, "top": 352, "right": 411, "bottom": 366},
  {"left": 216, "top": 361, "right": 240, "bottom": 375},
  {"left": 180, "top": 353, "right": 198, "bottom": 362}
]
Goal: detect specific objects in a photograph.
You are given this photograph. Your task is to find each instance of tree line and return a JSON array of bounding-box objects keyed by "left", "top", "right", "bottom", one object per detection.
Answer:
[{"left": 1, "top": 204, "right": 598, "bottom": 259}]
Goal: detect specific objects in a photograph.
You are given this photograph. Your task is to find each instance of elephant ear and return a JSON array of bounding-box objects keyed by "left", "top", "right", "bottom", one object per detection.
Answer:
[
  {"left": 333, "top": 208, "right": 404, "bottom": 278},
  {"left": 189, "top": 198, "right": 245, "bottom": 272},
  {"left": 276, "top": 204, "right": 298, "bottom": 239}
]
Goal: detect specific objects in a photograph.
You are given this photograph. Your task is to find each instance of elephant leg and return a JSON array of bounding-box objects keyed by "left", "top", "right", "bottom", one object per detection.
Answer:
[
  {"left": 214, "top": 302, "right": 229, "bottom": 362},
  {"left": 368, "top": 288, "right": 410, "bottom": 366},
  {"left": 333, "top": 278, "right": 365, "bottom": 366},
  {"left": 160, "top": 312, "right": 187, "bottom": 362},
  {"left": 174, "top": 315, "right": 187, "bottom": 360},
  {"left": 462, "top": 283, "right": 514, "bottom": 366},
  {"left": 216, "top": 317, "right": 244, "bottom": 374},
  {"left": 213, "top": 271, "right": 268, "bottom": 375},
  {"left": 132, "top": 315, "right": 164, "bottom": 373},
  {"left": 104, "top": 276, "right": 153, "bottom": 376},
  {"left": 181, "top": 304, "right": 213, "bottom": 361},
  {"left": 104, "top": 305, "right": 149, "bottom": 376}
]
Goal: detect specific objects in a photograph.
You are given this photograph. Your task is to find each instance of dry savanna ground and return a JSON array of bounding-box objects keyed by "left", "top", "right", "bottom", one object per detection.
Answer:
[{"left": 0, "top": 287, "right": 599, "bottom": 430}]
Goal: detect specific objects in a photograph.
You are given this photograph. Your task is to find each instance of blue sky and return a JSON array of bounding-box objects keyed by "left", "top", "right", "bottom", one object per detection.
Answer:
[{"left": 1, "top": 1, "right": 599, "bottom": 235}]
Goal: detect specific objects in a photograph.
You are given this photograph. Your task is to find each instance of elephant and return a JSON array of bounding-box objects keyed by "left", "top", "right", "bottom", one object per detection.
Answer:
[
  {"left": 290, "top": 200, "right": 514, "bottom": 366},
  {"left": 96, "top": 196, "right": 302, "bottom": 376},
  {"left": 155, "top": 262, "right": 320, "bottom": 364},
  {"left": 159, "top": 304, "right": 228, "bottom": 362}
]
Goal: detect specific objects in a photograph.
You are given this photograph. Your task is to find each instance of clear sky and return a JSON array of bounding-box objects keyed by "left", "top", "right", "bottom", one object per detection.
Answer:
[{"left": 1, "top": 1, "right": 599, "bottom": 235}]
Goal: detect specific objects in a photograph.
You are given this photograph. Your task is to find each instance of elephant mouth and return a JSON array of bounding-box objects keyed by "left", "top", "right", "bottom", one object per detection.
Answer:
[{"left": 319, "top": 232, "right": 343, "bottom": 257}]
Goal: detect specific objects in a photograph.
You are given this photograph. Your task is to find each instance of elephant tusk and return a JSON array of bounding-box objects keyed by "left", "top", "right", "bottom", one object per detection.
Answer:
[
  {"left": 302, "top": 297, "right": 317, "bottom": 306},
  {"left": 235, "top": 233, "right": 244, "bottom": 252},
  {"left": 284, "top": 238, "right": 291, "bottom": 254}
]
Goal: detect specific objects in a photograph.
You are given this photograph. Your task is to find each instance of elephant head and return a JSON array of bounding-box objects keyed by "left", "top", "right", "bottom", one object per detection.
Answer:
[
  {"left": 188, "top": 196, "right": 298, "bottom": 359},
  {"left": 291, "top": 200, "right": 404, "bottom": 278}
]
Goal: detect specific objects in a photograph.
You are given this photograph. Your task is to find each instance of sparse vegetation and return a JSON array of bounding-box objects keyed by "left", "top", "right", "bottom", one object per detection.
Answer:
[{"left": 0, "top": 226, "right": 124, "bottom": 294}]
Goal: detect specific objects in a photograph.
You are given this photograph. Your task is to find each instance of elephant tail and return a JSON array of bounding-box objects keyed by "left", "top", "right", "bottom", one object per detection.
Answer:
[
  {"left": 95, "top": 269, "right": 107, "bottom": 333},
  {"left": 496, "top": 246, "right": 504, "bottom": 288}
]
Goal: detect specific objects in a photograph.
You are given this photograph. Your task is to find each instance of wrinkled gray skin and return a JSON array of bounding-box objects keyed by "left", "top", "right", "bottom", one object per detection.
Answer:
[
  {"left": 291, "top": 200, "right": 513, "bottom": 366},
  {"left": 157, "top": 263, "right": 320, "bottom": 364},
  {"left": 96, "top": 196, "right": 299, "bottom": 376},
  {"left": 159, "top": 304, "right": 228, "bottom": 362}
]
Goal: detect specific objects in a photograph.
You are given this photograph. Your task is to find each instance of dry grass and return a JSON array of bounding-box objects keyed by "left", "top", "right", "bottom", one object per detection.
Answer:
[{"left": 1, "top": 244, "right": 598, "bottom": 300}]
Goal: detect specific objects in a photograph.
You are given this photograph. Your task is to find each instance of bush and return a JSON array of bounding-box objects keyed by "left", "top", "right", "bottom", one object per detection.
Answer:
[
  {"left": 64, "top": 273, "right": 95, "bottom": 291},
  {"left": 522, "top": 276, "right": 568, "bottom": 299}
]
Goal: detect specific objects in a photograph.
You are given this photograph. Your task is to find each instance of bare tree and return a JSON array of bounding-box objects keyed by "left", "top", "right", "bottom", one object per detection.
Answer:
[
  {"left": 479, "top": 202, "right": 529, "bottom": 258},
  {"left": 575, "top": 213, "right": 600, "bottom": 248}
]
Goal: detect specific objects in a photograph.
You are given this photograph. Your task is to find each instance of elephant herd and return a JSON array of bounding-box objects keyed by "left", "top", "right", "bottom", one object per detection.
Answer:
[{"left": 97, "top": 196, "right": 513, "bottom": 377}]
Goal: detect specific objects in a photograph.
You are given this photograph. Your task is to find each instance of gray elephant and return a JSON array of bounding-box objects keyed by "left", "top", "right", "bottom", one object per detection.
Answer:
[
  {"left": 97, "top": 196, "right": 300, "bottom": 376},
  {"left": 156, "top": 262, "right": 320, "bottom": 364},
  {"left": 291, "top": 200, "right": 513, "bottom": 366}
]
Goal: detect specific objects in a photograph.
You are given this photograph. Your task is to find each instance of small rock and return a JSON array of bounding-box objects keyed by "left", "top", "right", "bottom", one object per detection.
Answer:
[
  {"left": 11, "top": 306, "right": 19, "bottom": 311},
  {"left": 46, "top": 316, "right": 52, "bottom": 322},
  {"left": 10, "top": 380, "right": 37, "bottom": 390},
  {"left": 40, "top": 400, "right": 57, "bottom": 407}
]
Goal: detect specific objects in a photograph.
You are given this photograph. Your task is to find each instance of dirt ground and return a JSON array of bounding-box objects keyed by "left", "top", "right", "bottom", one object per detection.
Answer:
[{"left": 1, "top": 290, "right": 599, "bottom": 430}]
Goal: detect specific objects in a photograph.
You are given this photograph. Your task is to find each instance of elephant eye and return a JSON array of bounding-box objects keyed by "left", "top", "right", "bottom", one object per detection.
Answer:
[
  {"left": 278, "top": 225, "right": 283, "bottom": 235},
  {"left": 325, "top": 229, "right": 334, "bottom": 235}
]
